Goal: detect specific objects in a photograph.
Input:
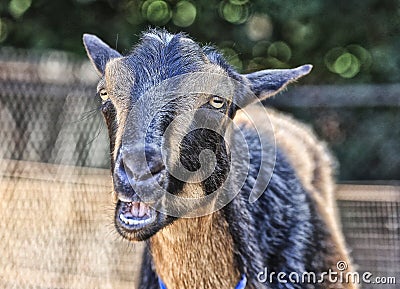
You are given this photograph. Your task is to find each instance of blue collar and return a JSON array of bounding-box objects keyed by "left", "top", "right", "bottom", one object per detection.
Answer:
[{"left": 158, "top": 274, "right": 247, "bottom": 289}]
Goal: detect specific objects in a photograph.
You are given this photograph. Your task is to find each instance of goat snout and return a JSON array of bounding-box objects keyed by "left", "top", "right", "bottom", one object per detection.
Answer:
[{"left": 113, "top": 145, "right": 166, "bottom": 201}]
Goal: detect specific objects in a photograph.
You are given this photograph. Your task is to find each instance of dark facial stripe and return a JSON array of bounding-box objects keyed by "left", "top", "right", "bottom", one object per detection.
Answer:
[{"left": 101, "top": 100, "right": 118, "bottom": 169}]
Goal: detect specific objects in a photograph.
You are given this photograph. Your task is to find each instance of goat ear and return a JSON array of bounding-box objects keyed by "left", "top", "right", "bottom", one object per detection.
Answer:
[
  {"left": 239, "top": 64, "right": 312, "bottom": 107},
  {"left": 83, "top": 34, "right": 121, "bottom": 76}
]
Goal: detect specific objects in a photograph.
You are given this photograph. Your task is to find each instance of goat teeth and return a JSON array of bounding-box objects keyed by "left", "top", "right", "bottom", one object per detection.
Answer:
[
  {"left": 131, "top": 202, "right": 140, "bottom": 217},
  {"left": 119, "top": 213, "right": 154, "bottom": 226},
  {"left": 119, "top": 213, "right": 131, "bottom": 225},
  {"left": 138, "top": 202, "right": 147, "bottom": 217}
]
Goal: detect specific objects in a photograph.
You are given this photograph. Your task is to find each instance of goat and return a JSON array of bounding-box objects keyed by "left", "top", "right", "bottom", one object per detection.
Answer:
[{"left": 83, "top": 29, "right": 357, "bottom": 289}]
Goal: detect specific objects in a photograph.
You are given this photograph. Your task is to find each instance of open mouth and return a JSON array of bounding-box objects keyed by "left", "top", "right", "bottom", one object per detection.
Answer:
[{"left": 116, "top": 200, "right": 157, "bottom": 230}]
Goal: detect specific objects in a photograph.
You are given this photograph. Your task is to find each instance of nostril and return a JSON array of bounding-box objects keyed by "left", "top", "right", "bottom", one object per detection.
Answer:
[
  {"left": 115, "top": 144, "right": 165, "bottom": 184},
  {"left": 145, "top": 145, "right": 165, "bottom": 176},
  {"left": 148, "top": 159, "right": 165, "bottom": 175}
]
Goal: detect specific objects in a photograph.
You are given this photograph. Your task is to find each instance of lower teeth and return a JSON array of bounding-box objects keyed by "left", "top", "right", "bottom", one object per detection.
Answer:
[{"left": 119, "top": 213, "right": 153, "bottom": 226}]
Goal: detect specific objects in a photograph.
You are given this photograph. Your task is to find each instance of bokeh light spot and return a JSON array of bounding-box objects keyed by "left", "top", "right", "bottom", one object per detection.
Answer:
[
  {"left": 325, "top": 47, "right": 346, "bottom": 73},
  {"left": 172, "top": 1, "right": 197, "bottom": 27},
  {"left": 9, "top": 0, "right": 32, "bottom": 18},
  {"left": 325, "top": 47, "right": 364, "bottom": 78},
  {"left": 142, "top": 0, "right": 172, "bottom": 26},
  {"left": 219, "top": 2, "right": 249, "bottom": 24},
  {"left": 268, "top": 41, "right": 292, "bottom": 63},
  {"left": 220, "top": 47, "right": 243, "bottom": 71},
  {"left": 229, "top": 0, "right": 249, "bottom": 5},
  {"left": 0, "top": 19, "right": 9, "bottom": 43},
  {"left": 347, "top": 44, "right": 372, "bottom": 70},
  {"left": 339, "top": 54, "right": 360, "bottom": 78},
  {"left": 283, "top": 20, "right": 318, "bottom": 48},
  {"left": 245, "top": 14, "right": 273, "bottom": 41},
  {"left": 125, "top": 1, "right": 144, "bottom": 25},
  {"left": 333, "top": 53, "right": 353, "bottom": 74},
  {"left": 252, "top": 40, "right": 270, "bottom": 57}
]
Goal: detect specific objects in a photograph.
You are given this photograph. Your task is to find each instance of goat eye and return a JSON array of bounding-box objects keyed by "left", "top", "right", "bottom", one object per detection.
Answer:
[
  {"left": 209, "top": 96, "right": 225, "bottom": 109},
  {"left": 99, "top": 89, "right": 109, "bottom": 102}
]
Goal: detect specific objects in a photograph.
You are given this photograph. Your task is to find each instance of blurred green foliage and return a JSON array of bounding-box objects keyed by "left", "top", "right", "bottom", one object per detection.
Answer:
[{"left": 1, "top": 0, "right": 400, "bottom": 84}]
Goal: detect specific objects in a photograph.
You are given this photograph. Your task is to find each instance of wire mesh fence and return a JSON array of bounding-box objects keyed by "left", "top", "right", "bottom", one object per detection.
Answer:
[
  {"left": 336, "top": 185, "right": 399, "bottom": 288},
  {"left": 0, "top": 49, "right": 398, "bottom": 288},
  {"left": 0, "top": 160, "right": 144, "bottom": 289},
  {"left": 0, "top": 47, "right": 109, "bottom": 168}
]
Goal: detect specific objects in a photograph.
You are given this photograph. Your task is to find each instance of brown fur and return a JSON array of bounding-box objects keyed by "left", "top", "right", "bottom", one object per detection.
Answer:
[
  {"left": 104, "top": 58, "right": 135, "bottom": 161},
  {"left": 150, "top": 211, "right": 241, "bottom": 289}
]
